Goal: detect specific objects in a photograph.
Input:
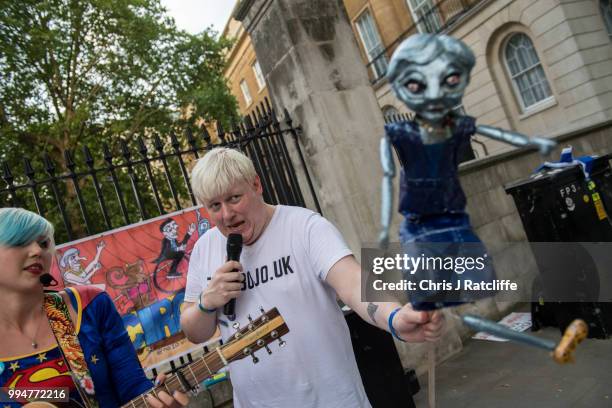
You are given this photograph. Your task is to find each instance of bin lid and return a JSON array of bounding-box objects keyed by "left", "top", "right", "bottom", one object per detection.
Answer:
[{"left": 504, "top": 153, "right": 611, "bottom": 195}]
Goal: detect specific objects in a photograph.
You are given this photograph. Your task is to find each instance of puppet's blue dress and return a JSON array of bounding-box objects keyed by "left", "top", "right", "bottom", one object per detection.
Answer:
[{"left": 385, "top": 116, "right": 496, "bottom": 310}]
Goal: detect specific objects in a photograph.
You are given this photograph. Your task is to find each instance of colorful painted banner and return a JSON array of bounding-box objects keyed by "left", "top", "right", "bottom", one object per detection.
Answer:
[{"left": 49, "top": 206, "right": 213, "bottom": 366}]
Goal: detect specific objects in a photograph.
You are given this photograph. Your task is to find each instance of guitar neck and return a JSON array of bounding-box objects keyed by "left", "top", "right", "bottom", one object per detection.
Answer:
[
  {"left": 121, "top": 348, "right": 225, "bottom": 408},
  {"left": 120, "top": 307, "right": 288, "bottom": 408}
]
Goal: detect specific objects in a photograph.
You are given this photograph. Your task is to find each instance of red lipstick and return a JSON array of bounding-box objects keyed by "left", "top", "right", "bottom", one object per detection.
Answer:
[{"left": 24, "top": 263, "right": 44, "bottom": 275}]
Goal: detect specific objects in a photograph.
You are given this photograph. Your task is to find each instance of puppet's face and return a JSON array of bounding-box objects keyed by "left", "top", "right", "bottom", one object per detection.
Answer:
[{"left": 393, "top": 53, "right": 470, "bottom": 124}]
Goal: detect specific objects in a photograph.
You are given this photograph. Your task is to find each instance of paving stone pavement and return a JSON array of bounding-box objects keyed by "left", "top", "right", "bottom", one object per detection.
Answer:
[{"left": 412, "top": 325, "right": 611, "bottom": 408}]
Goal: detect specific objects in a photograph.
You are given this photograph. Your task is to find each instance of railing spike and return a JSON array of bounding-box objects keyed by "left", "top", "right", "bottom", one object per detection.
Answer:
[{"left": 64, "top": 149, "right": 76, "bottom": 170}]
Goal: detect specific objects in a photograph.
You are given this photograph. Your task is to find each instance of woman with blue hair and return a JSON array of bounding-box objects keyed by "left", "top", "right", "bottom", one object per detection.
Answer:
[{"left": 0, "top": 208, "right": 188, "bottom": 407}]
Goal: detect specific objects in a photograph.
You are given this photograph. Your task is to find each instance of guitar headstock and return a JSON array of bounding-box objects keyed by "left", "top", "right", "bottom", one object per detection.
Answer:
[{"left": 221, "top": 307, "right": 289, "bottom": 364}]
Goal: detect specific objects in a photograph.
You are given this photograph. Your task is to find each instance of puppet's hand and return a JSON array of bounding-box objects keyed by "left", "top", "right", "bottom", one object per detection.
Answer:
[
  {"left": 531, "top": 136, "right": 556, "bottom": 155},
  {"left": 392, "top": 306, "right": 444, "bottom": 343}
]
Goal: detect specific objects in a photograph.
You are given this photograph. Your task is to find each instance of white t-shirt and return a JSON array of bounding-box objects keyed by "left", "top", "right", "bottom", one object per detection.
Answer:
[{"left": 185, "top": 205, "right": 371, "bottom": 408}]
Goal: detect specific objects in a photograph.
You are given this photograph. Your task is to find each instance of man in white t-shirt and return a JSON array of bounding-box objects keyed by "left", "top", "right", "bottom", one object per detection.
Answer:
[{"left": 181, "top": 148, "right": 444, "bottom": 408}]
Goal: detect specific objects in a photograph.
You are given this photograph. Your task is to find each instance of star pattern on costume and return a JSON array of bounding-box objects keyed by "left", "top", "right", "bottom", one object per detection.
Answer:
[
  {"left": 36, "top": 353, "right": 47, "bottom": 363},
  {"left": 90, "top": 355, "right": 99, "bottom": 365},
  {"left": 9, "top": 362, "right": 20, "bottom": 372}
]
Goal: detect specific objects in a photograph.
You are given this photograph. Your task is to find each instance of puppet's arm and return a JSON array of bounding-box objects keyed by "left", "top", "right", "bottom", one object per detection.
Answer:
[
  {"left": 379, "top": 136, "right": 396, "bottom": 249},
  {"left": 475, "top": 125, "right": 556, "bottom": 155}
]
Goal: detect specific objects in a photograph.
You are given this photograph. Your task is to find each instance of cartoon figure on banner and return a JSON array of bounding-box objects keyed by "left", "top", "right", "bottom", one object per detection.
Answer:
[
  {"left": 379, "top": 34, "right": 556, "bottom": 310},
  {"left": 59, "top": 240, "right": 106, "bottom": 285},
  {"left": 106, "top": 259, "right": 154, "bottom": 314},
  {"left": 152, "top": 218, "right": 196, "bottom": 294},
  {"left": 196, "top": 208, "right": 211, "bottom": 236}
]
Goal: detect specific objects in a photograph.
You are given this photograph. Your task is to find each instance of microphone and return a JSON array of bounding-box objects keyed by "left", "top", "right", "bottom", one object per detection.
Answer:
[
  {"left": 40, "top": 273, "right": 58, "bottom": 287},
  {"left": 223, "top": 233, "right": 243, "bottom": 321}
]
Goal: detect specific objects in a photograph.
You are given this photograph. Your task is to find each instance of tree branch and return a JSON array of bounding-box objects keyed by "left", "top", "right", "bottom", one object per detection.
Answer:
[
  {"left": 66, "top": 0, "right": 85, "bottom": 114},
  {"left": 32, "top": 10, "right": 65, "bottom": 121},
  {"left": 128, "top": 76, "right": 165, "bottom": 137}
]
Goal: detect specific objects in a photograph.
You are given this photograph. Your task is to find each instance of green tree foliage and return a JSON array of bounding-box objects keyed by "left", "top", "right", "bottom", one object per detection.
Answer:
[
  {"left": 0, "top": 0, "right": 237, "bottom": 157},
  {"left": 0, "top": 0, "right": 239, "bottom": 241}
]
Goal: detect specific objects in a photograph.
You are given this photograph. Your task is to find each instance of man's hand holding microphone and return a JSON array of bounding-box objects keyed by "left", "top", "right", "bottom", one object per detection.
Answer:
[{"left": 198, "top": 234, "right": 244, "bottom": 321}]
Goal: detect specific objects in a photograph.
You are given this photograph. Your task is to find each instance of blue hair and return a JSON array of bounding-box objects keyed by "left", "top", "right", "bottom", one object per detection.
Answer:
[{"left": 0, "top": 207, "right": 54, "bottom": 246}]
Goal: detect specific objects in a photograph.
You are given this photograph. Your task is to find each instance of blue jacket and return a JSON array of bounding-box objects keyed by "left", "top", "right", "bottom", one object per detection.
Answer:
[{"left": 0, "top": 286, "right": 152, "bottom": 407}]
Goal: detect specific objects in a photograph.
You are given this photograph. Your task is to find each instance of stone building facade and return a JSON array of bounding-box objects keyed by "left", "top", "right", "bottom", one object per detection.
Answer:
[
  {"left": 364, "top": 0, "right": 612, "bottom": 157},
  {"left": 224, "top": 0, "right": 612, "bottom": 373},
  {"left": 222, "top": 11, "right": 271, "bottom": 115},
  {"left": 224, "top": 0, "right": 612, "bottom": 156}
]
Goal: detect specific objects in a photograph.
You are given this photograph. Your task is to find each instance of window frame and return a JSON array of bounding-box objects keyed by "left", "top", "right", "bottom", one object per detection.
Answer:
[
  {"left": 406, "top": 0, "right": 443, "bottom": 34},
  {"left": 252, "top": 60, "right": 266, "bottom": 91},
  {"left": 503, "top": 33, "right": 554, "bottom": 113},
  {"left": 239, "top": 79, "right": 253, "bottom": 107},
  {"left": 354, "top": 8, "right": 388, "bottom": 80}
]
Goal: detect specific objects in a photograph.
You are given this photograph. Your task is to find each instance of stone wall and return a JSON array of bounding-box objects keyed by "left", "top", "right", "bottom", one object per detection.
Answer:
[{"left": 237, "top": 0, "right": 387, "bottom": 252}]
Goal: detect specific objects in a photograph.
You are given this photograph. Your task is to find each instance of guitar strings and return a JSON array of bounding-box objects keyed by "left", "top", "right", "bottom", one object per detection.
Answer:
[
  {"left": 120, "top": 353, "right": 224, "bottom": 408},
  {"left": 123, "top": 316, "right": 282, "bottom": 407}
]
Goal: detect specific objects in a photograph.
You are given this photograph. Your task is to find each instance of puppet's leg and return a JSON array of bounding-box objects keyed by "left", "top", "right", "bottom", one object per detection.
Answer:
[
  {"left": 400, "top": 215, "right": 466, "bottom": 310},
  {"left": 400, "top": 213, "right": 497, "bottom": 310}
]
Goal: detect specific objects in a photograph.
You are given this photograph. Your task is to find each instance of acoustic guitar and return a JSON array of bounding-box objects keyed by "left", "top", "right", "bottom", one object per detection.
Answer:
[{"left": 20, "top": 307, "right": 289, "bottom": 407}]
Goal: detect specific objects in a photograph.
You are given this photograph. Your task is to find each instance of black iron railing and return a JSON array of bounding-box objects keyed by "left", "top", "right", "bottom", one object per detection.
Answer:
[
  {"left": 1, "top": 98, "right": 320, "bottom": 244},
  {"left": 384, "top": 112, "right": 414, "bottom": 124}
]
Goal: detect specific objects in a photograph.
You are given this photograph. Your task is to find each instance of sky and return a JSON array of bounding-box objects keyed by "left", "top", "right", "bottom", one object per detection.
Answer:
[{"left": 160, "top": 0, "right": 235, "bottom": 36}]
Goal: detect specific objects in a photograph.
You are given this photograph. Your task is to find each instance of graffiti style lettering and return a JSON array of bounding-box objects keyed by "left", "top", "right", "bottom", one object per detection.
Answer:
[{"left": 122, "top": 290, "right": 185, "bottom": 349}]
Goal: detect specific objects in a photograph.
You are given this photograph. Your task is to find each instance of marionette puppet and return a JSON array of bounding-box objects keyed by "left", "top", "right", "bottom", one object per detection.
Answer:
[{"left": 378, "top": 34, "right": 556, "bottom": 311}]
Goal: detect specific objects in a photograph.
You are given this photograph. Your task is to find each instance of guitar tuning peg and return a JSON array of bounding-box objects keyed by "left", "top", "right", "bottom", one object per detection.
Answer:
[
  {"left": 259, "top": 306, "right": 265, "bottom": 314},
  {"left": 232, "top": 322, "right": 240, "bottom": 330},
  {"left": 247, "top": 315, "right": 255, "bottom": 330},
  {"left": 278, "top": 337, "right": 286, "bottom": 348},
  {"left": 251, "top": 353, "right": 259, "bottom": 364},
  {"left": 265, "top": 345, "right": 273, "bottom": 355}
]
